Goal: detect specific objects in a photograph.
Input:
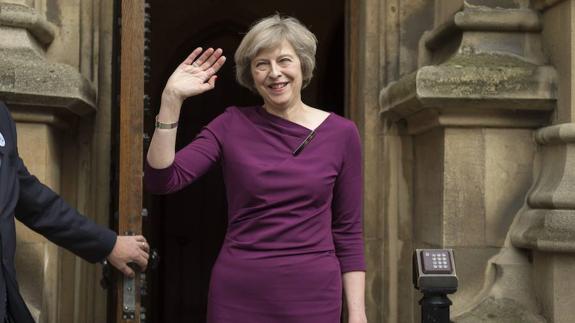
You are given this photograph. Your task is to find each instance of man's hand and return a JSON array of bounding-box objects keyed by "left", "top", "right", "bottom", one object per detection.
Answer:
[{"left": 107, "top": 235, "right": 149, "bottom": 277}]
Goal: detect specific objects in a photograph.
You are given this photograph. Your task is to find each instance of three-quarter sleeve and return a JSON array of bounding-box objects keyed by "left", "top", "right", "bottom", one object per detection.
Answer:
[
  {"left": 144, "top": 108, "right": 231, "bottom": 194},
  {"left": 331, "top": 123, "right": 366, "bottom": 273}
]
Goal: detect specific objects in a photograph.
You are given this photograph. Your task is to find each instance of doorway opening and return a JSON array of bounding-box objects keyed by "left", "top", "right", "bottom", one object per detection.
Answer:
[{"left": 143, "top": 1, "right": 346, "bottom": 322}]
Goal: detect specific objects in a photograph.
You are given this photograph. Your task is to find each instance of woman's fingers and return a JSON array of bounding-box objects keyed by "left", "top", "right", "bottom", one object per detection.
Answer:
[
  {"left": 199, "top": 56, "right": 225, "bottom": 88},
  {"left": 188, "top": 48, "right": 225, "bottom": 70},
  {"left": 181, "top": 47, "right": 203, "bottom": 66},
  {"left": 191, "top": 48, "right": 215, "bottom": 67},
  {"left": 200, "top": 48, "right": 223, "bottom": 69},
  {"left": 206, "top": 75, "right": 218, "bottom": 89},
  {"left": 207, "top": 56, "right": 227, "bottom": 75},
  {"left": 195, "top": 51, "right": 225, "bottom": 84},
  {"left": 180, "top": 47, "right": 226, "bottom": 74},
  {"left": 169, "top": 47, "right": 225, "bottom": 97}
]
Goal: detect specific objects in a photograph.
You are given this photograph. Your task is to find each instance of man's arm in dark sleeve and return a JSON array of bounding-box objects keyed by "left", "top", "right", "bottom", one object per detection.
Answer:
[
  {"left": 3, "top": 100, "right": 147, "bottom": 274},
  {"left": 14, "top": 156, "right": 117, "bottom": 263}
]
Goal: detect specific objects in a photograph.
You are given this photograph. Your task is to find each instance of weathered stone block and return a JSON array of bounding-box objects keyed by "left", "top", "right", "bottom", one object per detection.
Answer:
[
  {"left": 484, "top": 129, "right": 534, "bottom": 247},
  {"left": 414, "top": 128, "right": 444, "bottom": 246},
  {"left": 533, "top": 252, "right": 575, "bottom": 323},
  {"left": 444, "top": 129, "right": 486, "bottom": 246}
]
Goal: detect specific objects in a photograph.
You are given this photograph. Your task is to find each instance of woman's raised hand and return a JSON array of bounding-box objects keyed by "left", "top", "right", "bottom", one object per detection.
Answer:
[{"left": 163, "top": 47, "right": 226, "bottom": 102}]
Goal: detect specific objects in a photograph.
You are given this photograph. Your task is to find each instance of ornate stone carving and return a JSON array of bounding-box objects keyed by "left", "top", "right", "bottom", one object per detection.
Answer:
[
  {"left": 379, "top": 1, "right": 556, "bottom": 321},
  {"left": 512, "top": 123, "right": 575, "bottom": 252},
  {"left": 380, "top": 4, "right": 556, "bottom": 132},
  {"left": 0, "top": 2, "right": 96, "bottom": 116}
]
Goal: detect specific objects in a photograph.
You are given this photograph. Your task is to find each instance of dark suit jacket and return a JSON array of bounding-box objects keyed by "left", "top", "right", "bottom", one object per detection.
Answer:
[{"left": 0, "top": 101, "right": 116, "bottom": 322}]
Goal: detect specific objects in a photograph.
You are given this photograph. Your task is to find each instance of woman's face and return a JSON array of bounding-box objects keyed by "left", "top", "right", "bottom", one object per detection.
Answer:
[{"left": 251, "top": 40, "right": 303, "bottom": 110}]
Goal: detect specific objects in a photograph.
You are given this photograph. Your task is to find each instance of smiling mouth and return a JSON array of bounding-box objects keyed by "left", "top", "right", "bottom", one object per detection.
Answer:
[{"left": 268, "top": 82, "right": 288, "bottom": 89}]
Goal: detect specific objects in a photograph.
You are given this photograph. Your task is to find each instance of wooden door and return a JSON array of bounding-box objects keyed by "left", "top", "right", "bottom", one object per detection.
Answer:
[{"left": 116, "top": 0, "right": 145, "bottom": 322}]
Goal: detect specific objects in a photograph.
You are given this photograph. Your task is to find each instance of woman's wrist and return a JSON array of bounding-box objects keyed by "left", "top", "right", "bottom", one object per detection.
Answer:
[
  {"left": 348, "top": 309, "right": 368, "bottom": 322},
  {"left": 159, "top": 89, "right": 183, "bottom": 122},
  {"left": 347, "top": 307, "right": 366, "bottom": 315},
  {"left": 161, "top": 87, "right": 183, "bottom": 103}
]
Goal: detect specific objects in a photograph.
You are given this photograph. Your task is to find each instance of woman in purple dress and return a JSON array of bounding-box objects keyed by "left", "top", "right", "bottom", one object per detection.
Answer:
[{"left": 145, "top": 14, "right": 367, "bottom": 323}]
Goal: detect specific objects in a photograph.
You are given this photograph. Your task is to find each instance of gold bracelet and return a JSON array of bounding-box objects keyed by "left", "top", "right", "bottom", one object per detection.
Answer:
[{"left": 155, "top": 115, "right": 178, "bottom": 129}]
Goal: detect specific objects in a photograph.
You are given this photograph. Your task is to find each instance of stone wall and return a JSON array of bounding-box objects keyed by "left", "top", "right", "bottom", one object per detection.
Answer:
[
  {"left": 368, "top": 0, "right": 575, "bottom": 322},
  {"left": 0, "top": 0, "right": 114, "bottom": 322}
]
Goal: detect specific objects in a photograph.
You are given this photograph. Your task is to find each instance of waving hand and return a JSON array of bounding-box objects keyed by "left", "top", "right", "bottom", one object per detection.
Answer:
[
  {"left": 149, "top": 47, "right": 226, "bottom": 169},
  {"left": 164, "top": 47, "right": 227, "bottom": 101}
]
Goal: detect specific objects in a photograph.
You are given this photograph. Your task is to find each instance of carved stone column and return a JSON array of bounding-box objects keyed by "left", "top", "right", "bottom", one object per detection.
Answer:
[
  {"left": 0, "top": 0, "right": 104, "bottom": 322},
  {"left": 510, "top": 124, "right": 575, "bottom": 323},
  {"left": 380, "top": 1, "right": 555, "bottom": 321},
  {"left": 509, "top": 1, "right": 575, "bottom": 322},
  {"left": 0, "top": 2, "right": 96, "bottom": 113}
]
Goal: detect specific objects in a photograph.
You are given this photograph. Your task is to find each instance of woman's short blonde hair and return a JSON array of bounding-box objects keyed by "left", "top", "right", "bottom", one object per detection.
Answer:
[{"left": 234, "top": 14, "right": 318, "bottom": 92}]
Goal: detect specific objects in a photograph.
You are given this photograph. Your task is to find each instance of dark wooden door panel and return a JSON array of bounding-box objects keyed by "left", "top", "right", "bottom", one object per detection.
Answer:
[{"left": 118, "top": 0, "right": 144, "bottom": 322}]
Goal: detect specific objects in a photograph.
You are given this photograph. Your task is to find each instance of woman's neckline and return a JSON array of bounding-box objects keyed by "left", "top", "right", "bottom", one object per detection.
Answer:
[{"left": 256, "top": 105, "right": 333, "bottom": 133}]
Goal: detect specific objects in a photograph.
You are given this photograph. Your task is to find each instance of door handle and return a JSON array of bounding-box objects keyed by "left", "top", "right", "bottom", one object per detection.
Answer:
[
  {"left": 122, "top": 249, "right": 159, "bottom": 320},
  {"left": 122, "top": 263, "right": 139, "bottom": 320}
]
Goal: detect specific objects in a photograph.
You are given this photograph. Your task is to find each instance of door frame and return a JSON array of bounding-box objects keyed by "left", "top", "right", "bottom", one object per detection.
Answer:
[{"left": 115, "top": 0, "right": 145, "bottom": 322}]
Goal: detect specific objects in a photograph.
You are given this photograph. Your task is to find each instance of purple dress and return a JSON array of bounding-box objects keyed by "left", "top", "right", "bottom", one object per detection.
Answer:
[{"left": 145, "top": 106, "right": 365, "bottom": 323}]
